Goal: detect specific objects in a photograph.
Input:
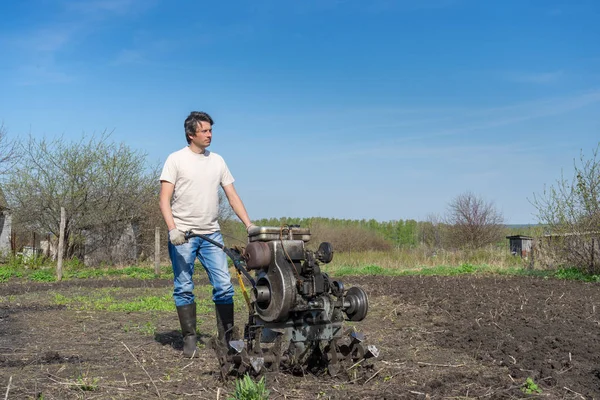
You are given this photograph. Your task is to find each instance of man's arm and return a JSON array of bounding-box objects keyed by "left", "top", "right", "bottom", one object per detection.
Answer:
[
  {"left": 159, "top": 181, "right": 187, "bottom": 245},
  {"left": 159, "top": 181, "right": 177, "bottom": 231},
  {"left": 222, "top": 183, "right": 253, "bottom": 230}
]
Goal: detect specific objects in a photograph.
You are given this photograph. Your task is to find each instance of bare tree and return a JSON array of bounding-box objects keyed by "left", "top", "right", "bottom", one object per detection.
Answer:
[
  {"left": 5, "top": 132, "right": 158, "bottom": 260},
  {"left": 531, "top": 144, "right": 600, "bottom": 271},
  {"left": 217, "top": 187, "right": 235, "bottom": 222},
  {"left": 445, "top": 192, "right": 505, "bottom": 249},
  {"left": 0, "top": 123, "right": 19, "bottom": 177},
  {"left": 419, "top": 213, "right": 445, "bottom": 249}
]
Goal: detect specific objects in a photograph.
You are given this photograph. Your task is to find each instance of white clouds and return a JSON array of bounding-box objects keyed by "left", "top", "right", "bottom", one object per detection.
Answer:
[
  {"left": 110, "top": 49, "right": 146, "bottom": 66},
  {"left": 505, "top": 70, "right": 564, "bottom": 84},
  {"left": 2, "top": 24, "right": 79, "bottom": 85},
  {"left": 16, "top": 64, "right": 75, "bottom": 86},
  {"left": 314, "top": 89, "right": 600, "bottom": 160},
  {"left": 19, "top": 27, "right": 74, "bottom": 53},
  {"left": 63, "top": 0, "right": 157, "bottom": 16},
  {"left": 1, "top": 22, "right": 77, "bottom": 54},
  {"left": 1, "top": 0, "right": 159, "bottom": 85}
]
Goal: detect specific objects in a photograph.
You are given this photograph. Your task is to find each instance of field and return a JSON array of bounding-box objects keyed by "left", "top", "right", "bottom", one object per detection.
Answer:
[{"left": 1, "top": 272, "right": 600, "bottom": 399}]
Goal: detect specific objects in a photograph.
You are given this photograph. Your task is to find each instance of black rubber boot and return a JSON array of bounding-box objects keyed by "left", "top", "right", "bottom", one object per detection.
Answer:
[
  {"left": 215, "top": 303, "right": 234, "bottom": 347},
  {"left": 176, "top": 303, "right": 198, "bottom": 358}
]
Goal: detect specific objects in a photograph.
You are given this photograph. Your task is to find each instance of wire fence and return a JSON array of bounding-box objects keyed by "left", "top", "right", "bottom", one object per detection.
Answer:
[
  {"left": 5, "top": 203, "right": 248, "bottom": 271},
  {"left": 9, "top": 219, "right": 172, "bottom": 269}
]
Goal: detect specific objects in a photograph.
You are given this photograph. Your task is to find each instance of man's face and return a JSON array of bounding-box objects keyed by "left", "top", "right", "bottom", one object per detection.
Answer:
[{"left": 189, "top": 121, "right": 212, "bottom": 149}]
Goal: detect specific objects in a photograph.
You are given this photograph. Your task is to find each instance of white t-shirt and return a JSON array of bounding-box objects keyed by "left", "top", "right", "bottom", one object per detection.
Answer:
[{"left": 160, "top": 147, "right": 235, "bottom": 233}]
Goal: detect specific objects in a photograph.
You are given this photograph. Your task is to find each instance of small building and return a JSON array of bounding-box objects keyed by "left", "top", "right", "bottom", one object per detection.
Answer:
[{"left": 506, "top": 235, "right": 533, "bottom": 257}]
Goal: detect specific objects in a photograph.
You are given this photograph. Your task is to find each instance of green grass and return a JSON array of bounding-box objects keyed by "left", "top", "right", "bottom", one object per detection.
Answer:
[
  {"left": 0, "top": 263, "right": 174, "bottom": 282},
  {"left": 553, "top": 267, "right": 600, "bottom": 282},
  {"left": 328, "top": 261, "right": 594, "bottom": 281},
  {"left": 331, "top": 263, "right": 515, "bottom": 277},
  {"left": 53, "top": 289, "right": 176, "bottom": 312},
  {"left": 2, "top": 247, "right": 598, "bottom": 284},
  {"left": 0, "top": 266, "right": 22, "bottom": 282},
  {"left": 29, "top": 269, "right": 57, "bottom": 282},
  {"left": 51, "top": 285, "right": 247, "bottom": 313}
]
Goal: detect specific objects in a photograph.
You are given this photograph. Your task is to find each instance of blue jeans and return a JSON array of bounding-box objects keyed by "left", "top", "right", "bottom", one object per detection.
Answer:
[{"left": 168, "top": 231, "right": 234, "bottom": 307}]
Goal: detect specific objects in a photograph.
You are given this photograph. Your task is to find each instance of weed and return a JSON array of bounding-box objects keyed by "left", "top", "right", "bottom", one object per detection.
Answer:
[
  {"left": 456, "top": 263, "right": 476, "bottom": 274},
  {"left": 228, "top": 374, "right": 269, "bottom": 400},
  {"left": 139, "top": 321, "right": 157, "bottom": 336},
  {"left": 73, "top": 371, "right": 99, "bottom": 392},
  {"left": 65, "top": 268, "right": 106, "bottom": 279},
  {"left": 121, "top": 266, "right": 159, "bottom": 279},
  {"left": 521, "top": 377, "right": 542, "bottom": 394},
  {"left": 554, "top": 267, "right": 600, "bottom": 282},
  {"left": 24, "top": 254, "right": 50, "bottom": 269},
  {"left": 64, "top": 256, "right": 85, "bottom": 270},
  {"left": 0, "top": 266, "right": 16, "bottom": 282},
  {"left": 361, "top": 264, "right": 385, "bottom": 274},
  {"left": 29, "top": 269, "right": 56, "bottom": 282}
]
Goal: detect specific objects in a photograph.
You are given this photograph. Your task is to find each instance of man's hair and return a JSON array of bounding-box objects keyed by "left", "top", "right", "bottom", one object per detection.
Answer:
[{"left": 184, "top": 111, "right": 214, "bottom": 144}]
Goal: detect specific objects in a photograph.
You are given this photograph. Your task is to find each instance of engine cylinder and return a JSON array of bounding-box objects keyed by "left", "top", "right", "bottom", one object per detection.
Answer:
[{"left": 245, "top": 242, "right": 271, "bottom": 269}]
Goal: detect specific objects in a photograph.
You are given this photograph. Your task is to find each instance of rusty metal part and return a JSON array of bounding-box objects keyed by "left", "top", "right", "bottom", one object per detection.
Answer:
[
  {"left": 253, "top": 241, "right": 304, "bottom": 322},
  {"left": 248, "top": 225, "right": 311, "bottom": 242},
  {"left": 244, "top": 242, "right": 271, "bottom": 269}
]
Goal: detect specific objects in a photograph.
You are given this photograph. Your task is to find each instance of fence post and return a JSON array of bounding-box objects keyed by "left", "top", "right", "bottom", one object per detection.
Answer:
[
  {"left": 56, "top": 207, "right": 66, "bottom": 281},
  {"left": 10, "top": 231, "right": 15, "bottom": 255},
  {"left": 529, "top": 240, "right": 535, "bottom": 270},
  {"left": 154, "top": 227, "right": 160, "bottom": 275},
  {"left": 592, "top": 237, "right": 596, "bottom": 274}
]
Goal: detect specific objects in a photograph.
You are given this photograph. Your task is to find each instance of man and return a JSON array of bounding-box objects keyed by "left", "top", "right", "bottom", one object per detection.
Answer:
[{"left": 159, "top": 111, "right": 254, "bottom": 358}]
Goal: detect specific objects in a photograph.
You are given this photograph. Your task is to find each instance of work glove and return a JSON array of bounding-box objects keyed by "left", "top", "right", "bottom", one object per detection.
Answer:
[
  {"left": 246, "top": 223, "right": 256, "bottom": 234},
  {"left": 169, "top": 229, "right": 187, "bottom": 246}
]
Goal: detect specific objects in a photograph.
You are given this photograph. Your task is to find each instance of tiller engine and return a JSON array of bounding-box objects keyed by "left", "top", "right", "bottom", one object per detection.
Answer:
[{"left": 186, "top": 225, "right": 378, "bottom": 378}]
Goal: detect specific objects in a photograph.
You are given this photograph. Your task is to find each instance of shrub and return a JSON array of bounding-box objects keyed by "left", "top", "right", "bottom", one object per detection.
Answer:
[{"left": 309, "top": 224, "right": 391, "bottom": 252}]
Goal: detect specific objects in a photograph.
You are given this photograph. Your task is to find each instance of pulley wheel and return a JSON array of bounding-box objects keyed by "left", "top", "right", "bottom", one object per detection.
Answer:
[
  {"left": 345, "top": 287, "right": 369, "bottom": 321},
  {"left": 254, "top": 260, "right": 296, "bottom": 322}
]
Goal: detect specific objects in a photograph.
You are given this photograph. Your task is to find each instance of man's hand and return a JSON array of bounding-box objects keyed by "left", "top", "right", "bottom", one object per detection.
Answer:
[
  {"left": 169, "top": 229, "right": 187, "bottom": 245},
  {"left": 246, "top": 223, "right": 256, "bottom": 234}
]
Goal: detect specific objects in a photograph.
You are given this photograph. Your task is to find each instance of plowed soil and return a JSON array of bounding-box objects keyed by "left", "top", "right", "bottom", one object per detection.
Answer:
[{"left": 1, "top": 274, "right": 600, "bottom": 399}]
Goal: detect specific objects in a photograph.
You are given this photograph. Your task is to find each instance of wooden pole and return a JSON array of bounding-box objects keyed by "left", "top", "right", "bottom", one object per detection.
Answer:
[
  {"left": 10, "top": 231, "right": 15, "bottom": 255},
  {"left": 529, "top": 240, "right": 535, "bottom": 270},
  {"left": 592, "top": 237, "right": 595, "bottom": 274},
  {"left": 154, "top": 227, "right": 160, "bottom": 275},
  {"left": 56, "top": 207, "right": 66, "bottom": 281}
]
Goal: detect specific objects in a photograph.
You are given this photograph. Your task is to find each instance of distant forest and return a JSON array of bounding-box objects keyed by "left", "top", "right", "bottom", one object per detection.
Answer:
[{"left": 240, "top": 217, "right": 539, "bottom": 250}]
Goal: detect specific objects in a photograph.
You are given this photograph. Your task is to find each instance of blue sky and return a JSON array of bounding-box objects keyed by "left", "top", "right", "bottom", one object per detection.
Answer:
[{"left": 1, "top": 0, "right": 599, "bottom": 224}]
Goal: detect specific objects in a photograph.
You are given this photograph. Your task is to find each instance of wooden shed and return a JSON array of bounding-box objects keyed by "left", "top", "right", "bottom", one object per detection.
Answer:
[{"left": 506, "top": 235, "right": 533, "bottom": 257}]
